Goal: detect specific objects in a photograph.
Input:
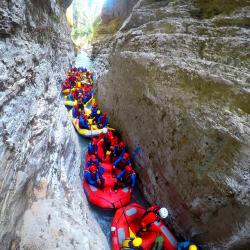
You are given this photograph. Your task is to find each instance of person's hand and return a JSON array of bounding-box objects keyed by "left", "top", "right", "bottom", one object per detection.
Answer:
[
  {"left": 112, "top": 165, "right": 116, "bottom": 169},
  {"left": 97, "top": 179, "right": 101, "bottom": 185}
]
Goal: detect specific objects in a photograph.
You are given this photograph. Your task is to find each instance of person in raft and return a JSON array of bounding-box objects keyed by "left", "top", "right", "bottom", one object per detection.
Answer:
[
  {"left": 97, "top": 112, "right": 109, "bottom": 128},
  {"left": 84, "top": 165, "right": 104, "bottom": 189},
  {"left": 86, "top": 154, "right": 100, "bottom": 168},
  {"left": 86, "top": 155, "right": 104, "bottom": 178},
  {"left": 122, "top": 237, "right": 143, "bottom": 250},
  {"left": 62, "top": 80, "right": 70, "bottom": 90},
  {"left": 94, "top": 110, "right": 102, "bottom": 124},
  {"left": 79, "top": 114, "right": 90, "bottom": 129},
  {"left": 113, "top": 141, "right": 126, "bottom": 159},
  {"left": 77, "top": 98, "right": 84, "bottom": 110},
  {"left": 83, "top": 90, "right": 92, "bottom": 104},
  {"left": 113, "top": 152, "right": 131, "bottom": 172},
  {"left": 88, "top": 138, "right": 98, "bottom": 156},
  {"left": 67, "top": 92, "right": 74, "bottom": 101},
  {"left": 103, "top": 131, "right": 113, "bottom": 153},
  {"left": 115, "top": 165, "right": 136, "bottom": 192},
  {"left": 177, "top": 241, "right": 199, "bottom": 250},
  {"left": 138, "top": 205, "right": 169, "bottom": 233},
  {"left": 90, "top": 103, "right": 98, "bottom": 118},
  {"left": 72, "top": 104, "right": 79, "bottom": 119}
]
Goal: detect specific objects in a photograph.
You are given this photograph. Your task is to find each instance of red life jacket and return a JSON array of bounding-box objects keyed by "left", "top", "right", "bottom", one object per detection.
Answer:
[
  {"left": 140, "top": 205, "right": 160, "bottom": 229},
  {"left": 111, "top": 136, "right": 118, "bottom": 147}
]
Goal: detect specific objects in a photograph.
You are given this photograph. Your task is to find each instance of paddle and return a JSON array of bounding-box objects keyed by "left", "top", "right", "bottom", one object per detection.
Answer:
[{"left": 129, "top": 227, "right": 136, "bottom": 238}]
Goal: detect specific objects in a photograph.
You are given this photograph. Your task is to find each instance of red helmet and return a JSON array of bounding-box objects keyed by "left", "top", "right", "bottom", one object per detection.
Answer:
[
  {"left": 74, "top": 104, "right": 78, "bottom": 108},
  {"left": 119, "top": 141, "right": 125, "bottom": 147},
  {"left": 90, "top": 155, "right": 97, "bottom": 160},
  {"left": 84, "top": 114, "right": 88, "bottom": 119},
  {"left": 125, "top": 165, "right": 132, "bottom": 172},
  {"left": 92, "top": 138, "right": 98, "bottom": 143},
  {"left": 124, "top": 153, "right": 129, "bottom": 159},
  {"left": 89, "top": 165, "right": 97, "bottom": 173},
  {"left": 103, "top": 112, "right": 107, "bottom": 117}
]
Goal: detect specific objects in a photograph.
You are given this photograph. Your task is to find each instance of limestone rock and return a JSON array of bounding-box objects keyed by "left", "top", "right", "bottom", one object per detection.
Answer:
[
  {"left": 0, "top": 0, "right": 109, "bottom": 249},
  {"left": 92, "top": 0, "right": 250, "bottom": 249}
]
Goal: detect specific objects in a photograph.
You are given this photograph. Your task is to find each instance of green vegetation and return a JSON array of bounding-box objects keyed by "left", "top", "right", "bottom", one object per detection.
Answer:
[
  {"left": 92, "top": 18, "right": 122, "bottom": 40},
  {"left": 72, "top": 25, "right": 93, "bottom": 41},
  {"left": 49, "top": 13, "right": 60, "bottom": 23},
  {"left": 68, "top": 0, "right": 104, "bottom": 46}
]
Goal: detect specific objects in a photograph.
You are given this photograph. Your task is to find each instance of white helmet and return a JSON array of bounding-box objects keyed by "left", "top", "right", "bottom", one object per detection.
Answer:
[
  {"left": 102, "top": 127, "right": 108, "bottom": 134},
  {"left": 159, "top": 207, "right": 168, "bottom": 219}
]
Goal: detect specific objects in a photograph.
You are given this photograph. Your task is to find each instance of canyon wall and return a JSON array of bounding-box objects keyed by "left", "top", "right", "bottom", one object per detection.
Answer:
[
  {"left": 92, "top": 0, "right": 250, "bottom": 249},
  {"left": 0, "top": 0, "right": 109, "bottom": 249}
]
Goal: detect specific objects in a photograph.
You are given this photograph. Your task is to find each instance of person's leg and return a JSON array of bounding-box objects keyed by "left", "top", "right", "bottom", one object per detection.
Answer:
[{"left": 100, "top": 177, "right": 105, "bottom": 189}]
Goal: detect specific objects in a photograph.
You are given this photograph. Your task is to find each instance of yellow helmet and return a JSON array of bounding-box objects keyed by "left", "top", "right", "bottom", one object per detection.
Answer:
[
  {"left": 97, "top": 110, "right": 101, "bottom": 115},
  {"left": 132, "top": 237, "right": 142, "bottom": 247},
  {"left": 189, "top": 245, "right": 198, "bottom": 250}
]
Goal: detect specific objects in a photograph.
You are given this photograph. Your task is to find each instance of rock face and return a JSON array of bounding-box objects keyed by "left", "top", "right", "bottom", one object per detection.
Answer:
[
  {"left": 101, "top": 0, "right": 138, "bottom": 24},
  {"left": 92, "top": 0, "right": 250, "bottom": 249},
  {"left": 0, "top": 0, "right": 109, "bottom": 249}
]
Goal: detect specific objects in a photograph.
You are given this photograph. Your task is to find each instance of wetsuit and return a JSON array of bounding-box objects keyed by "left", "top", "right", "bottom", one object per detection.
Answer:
[
  {"left": 79, "top": 117, "right": 89, "bottom": 129},
  {"left": 114, "top": 156, "right": 131, "bottom": 170},
  {"left": 72, "top": 107, "right": 79, "bottom": 118},
  {"left": 116, "top": 169, "right": 136, "bottom": 189},
  {"left": 88, "top": 142, "right": 97, "bottom": 155}
]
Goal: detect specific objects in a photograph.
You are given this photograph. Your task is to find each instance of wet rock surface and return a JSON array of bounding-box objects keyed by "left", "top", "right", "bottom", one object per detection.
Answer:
[
  {"left": 0, "top": 0, "right": 109, "bottom": 249},
  {"left": 92, "top": 0, "right": 250, "bottom": 249}
]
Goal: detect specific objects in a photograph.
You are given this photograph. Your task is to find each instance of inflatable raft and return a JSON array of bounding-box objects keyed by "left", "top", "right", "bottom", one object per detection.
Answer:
[
  {"left": 83, "top": 154, "right": 132, "bottom": 209},
  {"left": 81, "top": 80, "right": 92, "bottom": 86},
  {"left": 64, "top": 99, "right": 77, "bottom": 107},
  {"left": 111, "top": 203, "right": 177, "bottom": 250},
  {"left": 64, "top": 96, "right": 93, "bottom": 108},
  {"left": 62, "top": 89, "right": 71, "bottom": 95},
  {"left": 69, "top": 109, "right": 105, "bottom": 137}
]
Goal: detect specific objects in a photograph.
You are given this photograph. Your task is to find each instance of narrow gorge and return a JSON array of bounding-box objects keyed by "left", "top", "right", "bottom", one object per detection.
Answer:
[{"left": 0, "top": 0, "right": 250, "bottom": 250}]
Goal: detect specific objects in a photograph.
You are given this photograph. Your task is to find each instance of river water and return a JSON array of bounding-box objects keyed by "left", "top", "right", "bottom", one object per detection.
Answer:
[{"left": 74, "top": 52, "right": 148, "bottom": 247}]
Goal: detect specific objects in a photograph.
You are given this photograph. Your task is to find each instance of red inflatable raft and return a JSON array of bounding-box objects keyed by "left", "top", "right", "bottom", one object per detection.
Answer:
[
  {"left": 111, "top": 203, "right": 178, "bottom": 250},
  {"left": 83, "top": 154, "right": 132, "bottom": 209}
]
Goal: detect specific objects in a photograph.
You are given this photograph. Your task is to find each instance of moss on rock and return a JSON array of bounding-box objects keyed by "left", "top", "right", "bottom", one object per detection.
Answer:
[{"left": 191, "top": 0, "right": 249, "bottom": 19}]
